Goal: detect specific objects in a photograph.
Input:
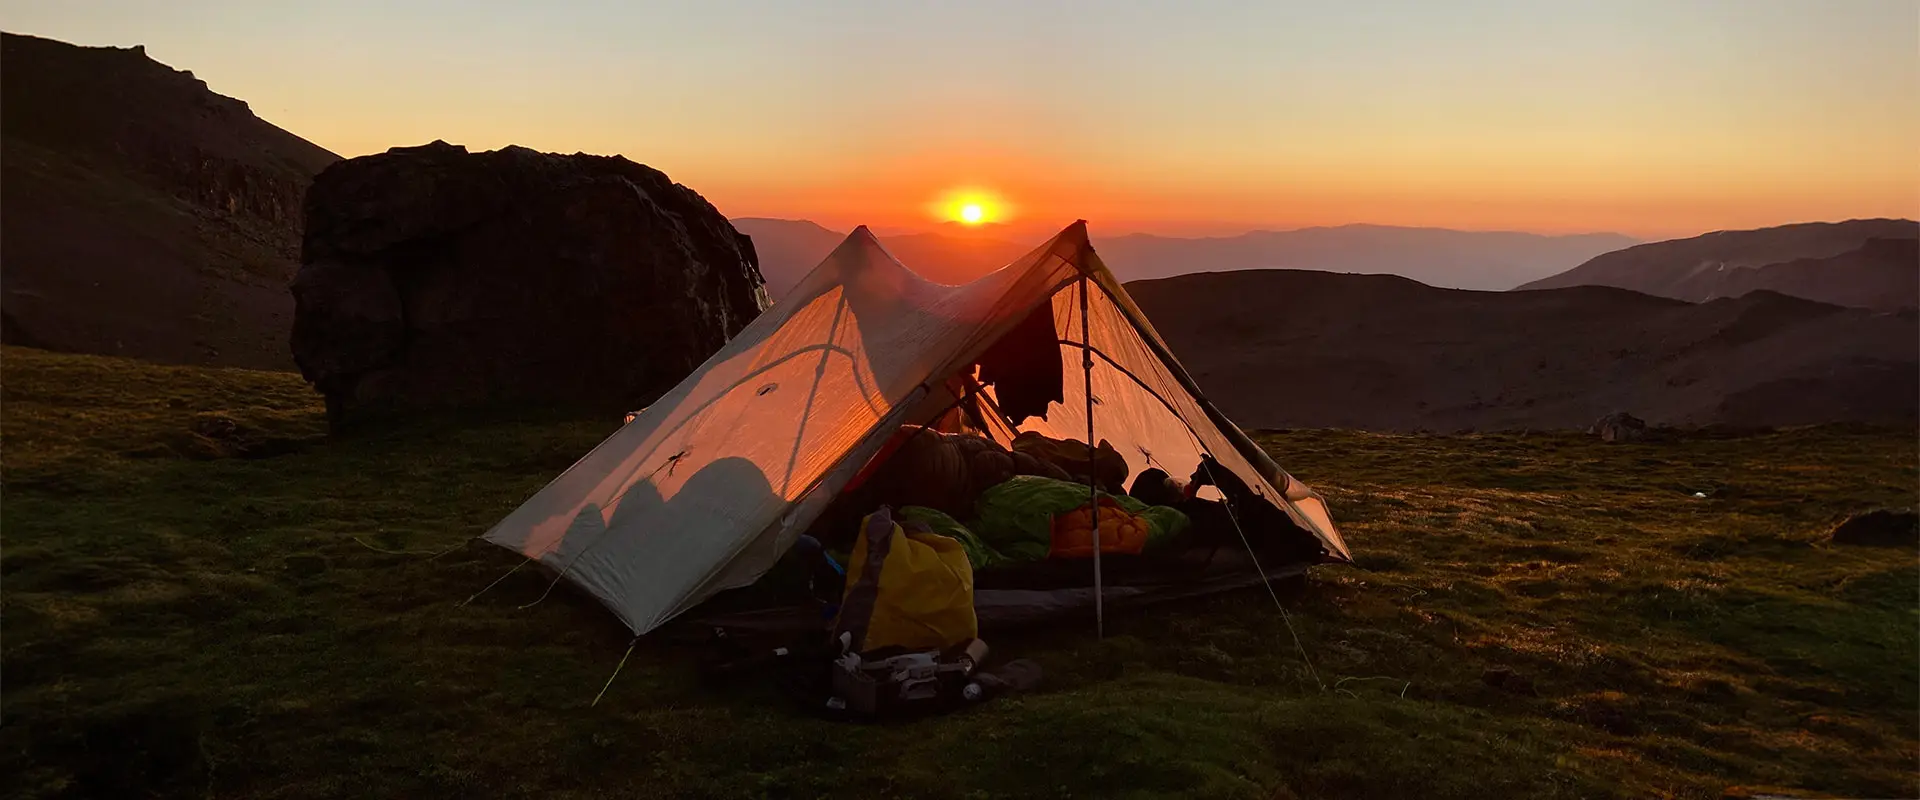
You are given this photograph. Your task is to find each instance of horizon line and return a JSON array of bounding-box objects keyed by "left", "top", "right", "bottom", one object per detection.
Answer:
[{"left": 726, "top": 215, "right": 1920, "bottom": 243}]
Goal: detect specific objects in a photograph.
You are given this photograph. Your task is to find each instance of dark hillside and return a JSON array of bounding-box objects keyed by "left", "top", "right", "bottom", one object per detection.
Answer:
[
  {"left": 1, "top": 32, "right": 340, "bottom": 368},
  {"left": 1128, "top": 269, "right": 1918, "bottom": 431}
]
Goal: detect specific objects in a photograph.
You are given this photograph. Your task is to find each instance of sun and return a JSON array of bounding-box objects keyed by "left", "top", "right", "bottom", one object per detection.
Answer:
[{"left": 931, "top": 188, "right": 1009, "bottom": 226}]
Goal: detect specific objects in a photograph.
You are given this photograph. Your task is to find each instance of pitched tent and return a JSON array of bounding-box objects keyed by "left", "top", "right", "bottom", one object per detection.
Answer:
[{"left": 482, "top": 221, "right": 1350, "bottom": 636}]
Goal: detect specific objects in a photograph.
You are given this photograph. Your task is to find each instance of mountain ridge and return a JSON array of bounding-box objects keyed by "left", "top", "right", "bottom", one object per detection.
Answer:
[
  {"left": 1126, "top": 268, "right": 1917, "bottom": 432},
  {"left": 1518, "top": 218, "right": 1919, "bottom": 311}
]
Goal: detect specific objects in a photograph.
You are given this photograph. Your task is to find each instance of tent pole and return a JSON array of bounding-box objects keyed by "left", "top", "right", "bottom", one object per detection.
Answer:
[{"left": 1079, "top": 276, "right": 1103, "bottom": 639}]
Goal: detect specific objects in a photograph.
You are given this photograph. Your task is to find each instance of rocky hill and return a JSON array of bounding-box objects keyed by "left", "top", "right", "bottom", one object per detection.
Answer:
[
  {"left": 0, "top": 32, "right": 341, "bottom": 368},
  {"left": 1518, "top": 219, "right": 1919, "bottom": 311},
  {"left": 1130, "top": 269, "right": 1917, "bottom": 431}
]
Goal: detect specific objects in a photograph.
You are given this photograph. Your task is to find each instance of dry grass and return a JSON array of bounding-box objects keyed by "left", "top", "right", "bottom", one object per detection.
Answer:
[{"left": 3, "top": 345, "right": 1914, "bottom": 799}]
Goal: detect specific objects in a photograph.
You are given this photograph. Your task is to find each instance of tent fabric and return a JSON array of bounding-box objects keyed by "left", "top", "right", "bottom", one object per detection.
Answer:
[
  {"left": 481, "top": 222, "right": 1348, "bottom": 636},
  {"left": 1002, "top": 278, "right": 1346, "bottom": 550}
]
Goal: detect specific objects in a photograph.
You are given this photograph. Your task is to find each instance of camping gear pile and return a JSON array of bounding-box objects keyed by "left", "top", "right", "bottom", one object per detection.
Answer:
[
  {"left": 700, "top": 506, "right": 1045, "bottom": 719},
  {"left": 477, "top": 221, "right": 1352, "bottom": 716}
]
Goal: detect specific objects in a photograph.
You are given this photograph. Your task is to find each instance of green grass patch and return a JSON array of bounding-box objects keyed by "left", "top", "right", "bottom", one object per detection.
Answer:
[{"left": 3, "top": 346, "right": 1915, "bottom": 799}]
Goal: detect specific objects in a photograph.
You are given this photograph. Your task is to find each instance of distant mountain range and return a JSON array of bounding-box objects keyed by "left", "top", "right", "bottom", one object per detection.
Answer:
[
  {"left": 1518, "top": 219, "right": 1918, "bottom": 312},
  {"left": 733, "top": 217, "right": 1639, "bottom": 298},
  {"left": 1095, "top": 225, "right": 1639, "bottom": 291},
  {"left": 742, "top": 216, "right": 1916, "bottom": 315},
  {"left": 5, "top": 30, "right": 1912, "bottom": 432},
  {"left": 1128, "top": 270, "right": 1917, "bottom": 431},
  {"left": 0, "top": 32, "right": 339, "bottom": 369}
]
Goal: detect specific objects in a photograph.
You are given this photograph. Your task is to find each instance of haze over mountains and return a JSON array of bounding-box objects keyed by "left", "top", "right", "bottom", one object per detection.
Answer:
[
  {"left": 1, "top": 32, "right": 338, "bottom": 369},
  {"left": 733, "top": 217, "right": 1640, "bottom": 298},
  {"left": 2, "top": 30, "right": 1912, "bottom": 433}
]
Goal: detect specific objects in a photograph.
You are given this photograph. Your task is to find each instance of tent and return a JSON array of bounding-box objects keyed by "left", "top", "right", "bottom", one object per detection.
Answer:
[{"left": 481, "top": 221, "right": 1350, "bottom": 637}]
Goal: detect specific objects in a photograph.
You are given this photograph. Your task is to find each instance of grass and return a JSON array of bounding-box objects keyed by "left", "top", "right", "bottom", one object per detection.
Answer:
[{"left": 3, "top": 344, "right": 1915, "bottom": 799}]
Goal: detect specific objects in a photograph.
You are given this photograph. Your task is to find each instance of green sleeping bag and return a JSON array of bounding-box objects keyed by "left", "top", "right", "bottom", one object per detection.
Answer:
[
  {"left": 898, "top": 505, "right": 1005, "bottom": 570},
  {"left": 970, "top": 475, "right": 1191, "bottom": 564}
]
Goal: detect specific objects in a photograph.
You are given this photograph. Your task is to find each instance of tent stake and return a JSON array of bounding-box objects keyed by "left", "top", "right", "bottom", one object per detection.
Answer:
[
  {"left": 591, "top": 637, "right": 640, "bottom": 707},
  {"left": 1080, "top": 276, "right": 1103, "bottom": 640},
  {"left": 1194, "top": 454, "right": 1326, "bottom": 692}
]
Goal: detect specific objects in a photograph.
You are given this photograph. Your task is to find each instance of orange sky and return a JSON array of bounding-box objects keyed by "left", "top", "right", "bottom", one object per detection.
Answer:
[{"left": 7, "top": 1, "right": 1918, "bottom": 238}]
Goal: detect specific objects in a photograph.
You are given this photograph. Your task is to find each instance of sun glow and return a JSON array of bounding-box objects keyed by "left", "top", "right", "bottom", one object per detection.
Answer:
[{"left": 932, "top": 188, "right": 1010, "bottom": 226}]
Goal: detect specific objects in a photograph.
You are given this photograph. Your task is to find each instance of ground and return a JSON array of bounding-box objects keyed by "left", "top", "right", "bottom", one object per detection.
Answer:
[{"left": 3, "top": 345, "right": 1914, "bottom": 799}]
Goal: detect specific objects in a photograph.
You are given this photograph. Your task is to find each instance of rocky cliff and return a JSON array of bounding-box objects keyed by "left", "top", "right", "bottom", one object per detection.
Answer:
[
  {"left": 0, "top": 32, "right": 340, "bottom": 368},
  {"left": 291, "top": 141, "right": 768, "bottom": 430}
]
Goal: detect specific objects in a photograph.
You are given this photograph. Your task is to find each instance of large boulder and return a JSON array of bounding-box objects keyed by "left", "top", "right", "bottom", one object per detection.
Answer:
[
  {"left": 1587, "top": 412, "right": 1648, "bottom": 443},
  {"left": 291, "top": 142, "right": 768, "bottom": 430}
]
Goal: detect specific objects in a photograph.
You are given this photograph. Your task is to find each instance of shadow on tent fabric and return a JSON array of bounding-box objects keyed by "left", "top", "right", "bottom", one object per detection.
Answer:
[
  {"left": 646, "top": 457, "right": 845, "bottom": 618},
  {"left": 602, "top": 455, "right": 778, "bottom": 548},
  {"left": 526, "top": 456, "right": 785, "bottom": 630}
]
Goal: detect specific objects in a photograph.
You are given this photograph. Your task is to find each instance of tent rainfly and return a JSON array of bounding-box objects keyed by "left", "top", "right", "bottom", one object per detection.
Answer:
[{"left": 481, "top": 221, "right": 1350, "bottom": 636}]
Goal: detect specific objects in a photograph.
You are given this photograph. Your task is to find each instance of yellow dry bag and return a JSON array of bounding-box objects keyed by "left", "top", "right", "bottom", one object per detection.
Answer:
[{"left": 834, "top": 507, "right": 977, "bottom": 652}]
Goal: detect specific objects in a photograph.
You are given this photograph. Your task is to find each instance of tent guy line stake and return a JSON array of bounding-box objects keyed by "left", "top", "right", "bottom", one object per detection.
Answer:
[
  {"left": 459, "top": 558, "right": 529, "bottom": 607},
  {"left": 1079, "top": 276, "right": 1104, "bottom": 640},
  {"left": 1197, "top": 455, "right": 1326, "bottom": 693},
  {"left": 1334, "top": 675, "right": 1411, "bottom": 699},
  {"left": 350, "top": 536, "right": 441, "bottom": 557},
  {"left": 592, "top": 638, "right": 640, "bottom": 707},
  {"left": 424, "top": 536, "right": 478, "bottom": 562}
]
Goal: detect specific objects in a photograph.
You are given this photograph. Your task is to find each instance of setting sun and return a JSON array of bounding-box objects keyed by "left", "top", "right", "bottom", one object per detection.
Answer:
[{"left": 930, "top": 187, "right": 1011, "bottom": 227}]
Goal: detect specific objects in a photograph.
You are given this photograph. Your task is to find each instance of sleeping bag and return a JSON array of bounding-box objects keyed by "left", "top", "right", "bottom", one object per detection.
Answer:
[
  {"left": 1050, "top": 496, "right": 1151, "bottom": 558},
  {"left": 898, "top": 506, "right": 1004, "bottom": 570},
  {"left": 972, "top": 475, "right": 1191, "bottom": 564},
  {"left": 1011, "top": 432, "right": 1129, "bottom": 493}
]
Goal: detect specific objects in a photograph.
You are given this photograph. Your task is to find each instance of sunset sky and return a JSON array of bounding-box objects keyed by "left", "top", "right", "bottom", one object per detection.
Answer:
[{"left": 7, "top": 0, "right": 1917, "bottom": 238}]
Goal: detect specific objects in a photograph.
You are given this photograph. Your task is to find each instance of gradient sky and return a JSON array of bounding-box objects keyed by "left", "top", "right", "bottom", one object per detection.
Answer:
[{"left": 6, "top": 0, "right": 1917, "bottom": 238}]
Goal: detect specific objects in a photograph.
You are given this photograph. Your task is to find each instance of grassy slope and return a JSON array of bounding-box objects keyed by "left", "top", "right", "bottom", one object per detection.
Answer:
[{"left": 3, "top": 345, "right": 1914, "bottom": 799}]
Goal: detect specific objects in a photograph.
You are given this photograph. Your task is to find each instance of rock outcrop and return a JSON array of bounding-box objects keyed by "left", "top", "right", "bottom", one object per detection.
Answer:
[
  {"left": 292, "top": 142, "right": 768, "bottom": 430},
  {"left": 1588, "top": 412, "right": 1648, "bottom": 443}
]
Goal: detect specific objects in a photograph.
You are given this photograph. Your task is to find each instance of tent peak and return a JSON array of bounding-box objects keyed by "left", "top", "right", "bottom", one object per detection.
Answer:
[
  {"left": 833, "top": 225, "right": 889, "bottom": 258},
  {"left": 1055, "top": 220, "right": 1092, "bottom": 250}
]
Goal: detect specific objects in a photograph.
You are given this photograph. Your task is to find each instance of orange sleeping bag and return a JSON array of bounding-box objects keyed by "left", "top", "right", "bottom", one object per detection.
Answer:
[{"left": 1048, "top": 496, "right": 1150, "bottom": 559}]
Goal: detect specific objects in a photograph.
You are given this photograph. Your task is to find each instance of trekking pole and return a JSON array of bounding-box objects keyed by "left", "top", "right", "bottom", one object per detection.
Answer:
[{"left": 1080, "top": 276, "right": 1103, "bottom": 639}]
